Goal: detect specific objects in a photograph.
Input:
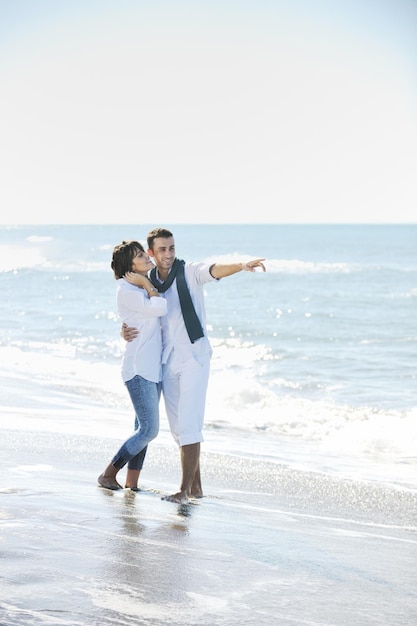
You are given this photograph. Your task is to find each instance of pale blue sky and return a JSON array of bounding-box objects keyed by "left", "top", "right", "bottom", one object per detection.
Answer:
[{"left": 1, "top": 0, "right": 416, "bottom": 224}]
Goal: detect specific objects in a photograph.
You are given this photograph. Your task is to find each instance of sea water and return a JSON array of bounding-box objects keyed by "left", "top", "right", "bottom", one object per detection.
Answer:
[{"left": 0, "top": 223, "right": 416, "bottom": 490}]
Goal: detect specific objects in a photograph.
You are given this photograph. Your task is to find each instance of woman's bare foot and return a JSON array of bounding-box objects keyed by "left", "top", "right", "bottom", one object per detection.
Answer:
[
  {"left": 97, "top": 474, "right": 122, "bottom": 490},
  {"left": 125, "top": 469, "right": 140, "bottom": 491}
]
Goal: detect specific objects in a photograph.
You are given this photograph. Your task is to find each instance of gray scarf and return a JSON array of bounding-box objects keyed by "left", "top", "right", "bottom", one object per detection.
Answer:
[{"left": 149, "top": 258, "right": 204, "bottom": 344}]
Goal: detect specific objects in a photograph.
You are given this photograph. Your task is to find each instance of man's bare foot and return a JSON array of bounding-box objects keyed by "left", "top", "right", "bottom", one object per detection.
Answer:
[
  {"left": 125, "top": 485, "right": 141, "bottom": 492},
  {"left": 190, "top": 466, "right": 202, "bottom": 498},
  {"left": 98, "top": 474, "right": 122, "bottom": 490},
  {"left": 161, "top": 491, "right": 189, "bottom": 504}
]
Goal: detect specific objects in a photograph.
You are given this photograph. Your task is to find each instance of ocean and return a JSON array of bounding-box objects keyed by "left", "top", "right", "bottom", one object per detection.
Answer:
[
  {"left": 1, "top": 223, "right": 416, "bottom": 489},
  {"left": 1, "top": 223, "right": 417, "bottom": 626}
]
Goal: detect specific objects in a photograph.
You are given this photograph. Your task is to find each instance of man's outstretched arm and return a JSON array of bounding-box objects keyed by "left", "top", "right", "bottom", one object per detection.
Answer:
[
  {"left": 209, "top": 258, "right": 266, "bottom": 279},
  {"left": 122, "top": 258, "right": 266, "bottom": 342}
]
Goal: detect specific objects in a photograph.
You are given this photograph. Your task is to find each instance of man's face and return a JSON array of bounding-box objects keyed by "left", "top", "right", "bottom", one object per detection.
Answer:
[{"left": 148, "top": 236, "right": 176, "bottom": 271}]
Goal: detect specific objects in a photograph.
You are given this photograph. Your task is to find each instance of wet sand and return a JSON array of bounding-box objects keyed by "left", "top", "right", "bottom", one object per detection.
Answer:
[{"left": 1, "top": 427, "right": 417, "bottom": 626}]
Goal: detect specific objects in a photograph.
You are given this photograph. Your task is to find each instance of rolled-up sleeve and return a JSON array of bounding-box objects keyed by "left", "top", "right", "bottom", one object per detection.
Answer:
[
  {"left": 118, "top": 283, "right": 167, "bottom": 318},
  {"left": 186, "top": 262, "right": 218, "bottom": 286}
]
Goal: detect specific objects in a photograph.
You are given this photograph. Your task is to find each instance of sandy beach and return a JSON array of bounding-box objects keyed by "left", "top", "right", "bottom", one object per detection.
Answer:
[
  {"left": 1, "top": 426, "right": 416, "bottom": 626},
  {"left": 1, "top": 223, "right": 417, "bottom": 624}
]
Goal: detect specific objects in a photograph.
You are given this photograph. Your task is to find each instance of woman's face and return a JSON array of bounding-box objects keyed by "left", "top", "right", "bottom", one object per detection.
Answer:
[{"left": 130, "top": 248, "right": 155, "bottom": 275}]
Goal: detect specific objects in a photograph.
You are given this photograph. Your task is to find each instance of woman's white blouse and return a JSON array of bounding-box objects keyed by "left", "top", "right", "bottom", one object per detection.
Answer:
[{"left": 116, "top": 279, "right": 167, "bottom": 383}]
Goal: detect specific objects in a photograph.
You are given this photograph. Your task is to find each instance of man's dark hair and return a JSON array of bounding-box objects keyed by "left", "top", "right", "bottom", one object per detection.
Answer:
[
  {"left": 111, "top": 240, "right": 144, "bottom": 279},
  {"left": 147, "top": 227, "right": 173, "bottom": 251}
]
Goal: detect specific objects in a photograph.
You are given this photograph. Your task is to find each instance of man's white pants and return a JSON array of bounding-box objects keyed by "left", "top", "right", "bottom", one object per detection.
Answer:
[{"left": 162, "top": 351, "right": 210, "bottom": 447}]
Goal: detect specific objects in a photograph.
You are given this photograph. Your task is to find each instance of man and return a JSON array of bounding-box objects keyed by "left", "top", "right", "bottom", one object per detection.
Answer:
[{"left": 123, "top": 227, "right": 266, "bottom": 503}]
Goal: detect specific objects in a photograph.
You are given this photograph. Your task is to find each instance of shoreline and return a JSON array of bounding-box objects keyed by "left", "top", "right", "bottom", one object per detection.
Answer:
[
  {"left": 1, "top": 427, "right": 417, "bottom": 625},
  {"left": 3, "top": 425, "right": 417, "bottom": 524},
  {"left": 2, "top": 392, "right": 417, "bottom": 494}
]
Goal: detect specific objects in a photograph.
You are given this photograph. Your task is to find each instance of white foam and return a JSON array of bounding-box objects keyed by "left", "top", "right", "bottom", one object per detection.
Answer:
[
  {"left": 1, "top": 342, "right": 417, "bottom": 489},
  {"left": 204, "top": 253, "right": 356, "bottom": 274},
  {"left": 0, "top": 245, "right": 47, "bottom": 272}
]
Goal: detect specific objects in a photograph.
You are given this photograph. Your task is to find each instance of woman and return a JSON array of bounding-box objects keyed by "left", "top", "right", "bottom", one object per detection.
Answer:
[{"left": 98, "top": 240, "right": 167, "bottom": 491}]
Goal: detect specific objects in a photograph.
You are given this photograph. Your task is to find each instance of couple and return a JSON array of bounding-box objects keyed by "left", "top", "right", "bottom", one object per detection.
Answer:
[{"left": 98, "top": 227, "right": 266, "bottom": 503}]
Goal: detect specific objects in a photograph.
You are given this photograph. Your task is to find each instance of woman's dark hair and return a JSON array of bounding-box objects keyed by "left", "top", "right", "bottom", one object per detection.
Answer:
[{"left": 111, "top": 240, "right": 144, "bottom": 279}]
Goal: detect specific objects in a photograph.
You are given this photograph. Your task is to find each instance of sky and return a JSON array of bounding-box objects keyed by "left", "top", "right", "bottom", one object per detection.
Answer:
[{"left": 0, "top": 0, "right": 416, "bottom": 224}]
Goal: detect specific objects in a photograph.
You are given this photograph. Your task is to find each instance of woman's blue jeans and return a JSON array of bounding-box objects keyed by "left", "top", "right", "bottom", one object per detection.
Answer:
[{"left": 111, "top": 375, "right": 160, "bottom": 471}]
